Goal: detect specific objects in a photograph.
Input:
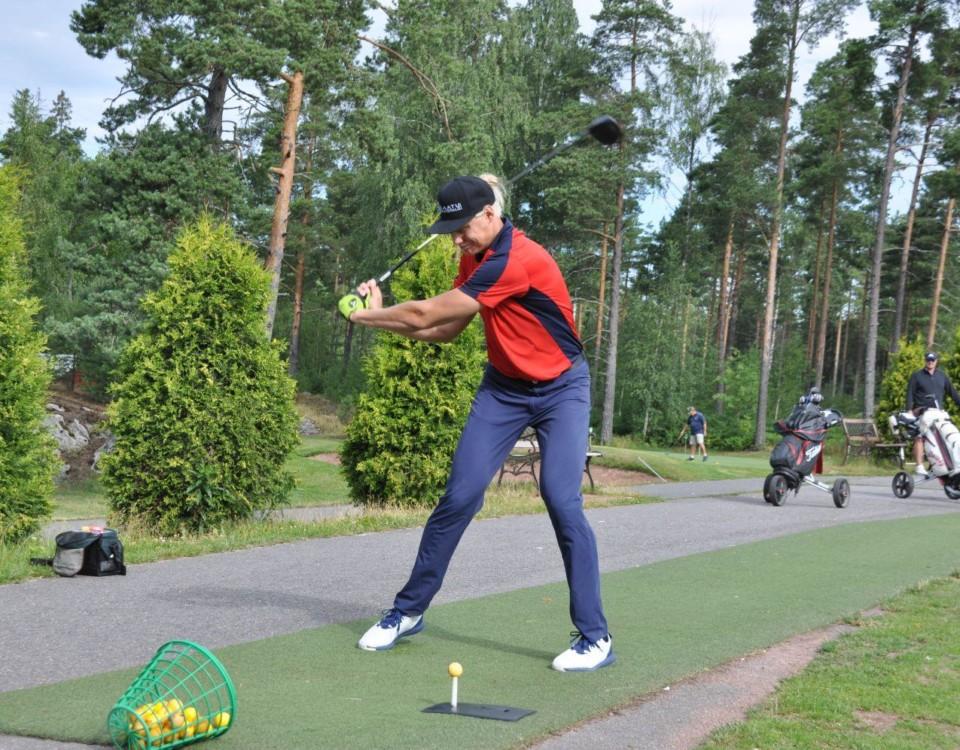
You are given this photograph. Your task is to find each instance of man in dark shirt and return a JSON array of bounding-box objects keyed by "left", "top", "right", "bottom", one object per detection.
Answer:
[
  {"left": 680, "top": 406, "right": 708, "bottom": 462},
  {"left": 906, "top": 351, "right": 960, "bottom": 475}
]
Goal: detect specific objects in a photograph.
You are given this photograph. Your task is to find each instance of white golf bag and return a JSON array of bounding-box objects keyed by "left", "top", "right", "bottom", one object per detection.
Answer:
[{"left": 890, "top": 404, "right": 960, "bottom": 499}]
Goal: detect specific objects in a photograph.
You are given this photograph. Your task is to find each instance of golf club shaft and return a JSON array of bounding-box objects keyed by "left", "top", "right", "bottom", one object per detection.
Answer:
[
  {"left": 378, "top": 234, "right": 439, "bottom": 283},
  {"left": 364, "top": 116, "right": 622, "bottom": 288},
  {"left": 369, "top": 139, "right": 583, "bottom": 287},
  {"left": 504, "top": 130, "right": 590, "bottom": 187}
]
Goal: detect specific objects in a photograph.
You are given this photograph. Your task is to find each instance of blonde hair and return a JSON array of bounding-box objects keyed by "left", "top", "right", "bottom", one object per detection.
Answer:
[{"left": 478, "top": 173, "right": 506, "bottom": 218}]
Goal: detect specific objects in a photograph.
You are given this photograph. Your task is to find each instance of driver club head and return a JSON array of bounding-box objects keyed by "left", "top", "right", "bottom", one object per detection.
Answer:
[{"left": 587, "top": 115, "right": 624, "bottom": 145}]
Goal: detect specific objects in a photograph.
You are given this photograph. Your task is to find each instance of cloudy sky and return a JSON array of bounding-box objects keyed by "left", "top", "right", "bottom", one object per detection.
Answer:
[
  {"left": 0, "top": 1, "right": 877, "bottom": 144},
  {"left": 0, "top": 1, "right": 883, "bottom": 220}
]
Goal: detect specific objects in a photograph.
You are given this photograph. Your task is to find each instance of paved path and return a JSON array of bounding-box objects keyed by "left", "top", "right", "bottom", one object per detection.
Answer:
[{"left": 3, "top": 476, "right": 957, "bottom": 749}]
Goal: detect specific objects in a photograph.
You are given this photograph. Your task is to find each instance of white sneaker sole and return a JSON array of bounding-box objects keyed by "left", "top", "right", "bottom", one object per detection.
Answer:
[
  {"left": 552, "top": 650, "right": 616, "bottom": 672},
  {"left": 357, "top": 618, "right": 424, "bottom": 651}
]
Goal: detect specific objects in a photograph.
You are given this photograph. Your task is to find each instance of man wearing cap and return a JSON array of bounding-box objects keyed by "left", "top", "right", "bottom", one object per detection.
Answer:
[
  {"left": 906, "top": 352, "right": 960, "bottom": 475},
  {"left": 343, "top": 174, "right": 613, "bottom": 672},
  {"left": 679, "top": 406, "right": 708, "bottom": 462}
]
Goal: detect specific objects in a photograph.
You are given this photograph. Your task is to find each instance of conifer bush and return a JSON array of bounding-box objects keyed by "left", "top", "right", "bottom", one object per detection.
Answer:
[
  {"left": 0, "top": 167, "right": 59, "bottom": 543},
  {"left": 876, "top": 336, "right": 929, "bottom": 438},
  {"left": 340, "top": 236, "right": 486, "bottom": 506},
  {"left": 102, "top": 216, "right": 299, "bottom": 534}
]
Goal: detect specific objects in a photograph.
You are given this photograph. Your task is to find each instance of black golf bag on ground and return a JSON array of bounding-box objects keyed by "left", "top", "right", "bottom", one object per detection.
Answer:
[{"left": 763, "top": 390, "right": 849, "bottom": 508}]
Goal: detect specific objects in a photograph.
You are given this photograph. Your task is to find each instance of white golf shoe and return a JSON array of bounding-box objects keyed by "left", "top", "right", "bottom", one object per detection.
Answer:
[
  {"left": 551, "top": 632, "right": 615, "bottom": 672},
  {"left": 914, "top": 464, "right": 929, "bottom": 477},
  {"left": 357, "top": 608, "right": 424, "bottom": 651}
]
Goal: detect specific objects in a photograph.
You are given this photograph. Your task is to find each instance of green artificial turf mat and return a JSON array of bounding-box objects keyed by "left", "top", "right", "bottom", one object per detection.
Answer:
[{"left": 2, "top": 513, "right": 960, "bottom": 749}]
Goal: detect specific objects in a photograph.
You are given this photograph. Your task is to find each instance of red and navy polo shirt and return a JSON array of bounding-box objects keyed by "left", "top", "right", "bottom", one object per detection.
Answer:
[{"left": 454, "top": 219, "right": 583, "bottom": 382}]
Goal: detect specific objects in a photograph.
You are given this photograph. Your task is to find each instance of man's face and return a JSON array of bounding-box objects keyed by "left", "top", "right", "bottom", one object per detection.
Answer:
[
  {"left": 451, "top": 205, "right": 501, "bottom": 254},
  {"left": 927, "top": 357, "right": 937, "bottom": 372}
]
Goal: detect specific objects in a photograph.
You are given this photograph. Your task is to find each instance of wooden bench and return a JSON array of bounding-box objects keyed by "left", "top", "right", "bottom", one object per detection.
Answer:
[
  {"left": 840, "top": 418, "right": 906, "bottom": 467},
  {"left": 497, "top": 428, "right": 540, "bottom": 490},
  {"left": 496, "top": 428, "right": 603, "bottom": 491}
]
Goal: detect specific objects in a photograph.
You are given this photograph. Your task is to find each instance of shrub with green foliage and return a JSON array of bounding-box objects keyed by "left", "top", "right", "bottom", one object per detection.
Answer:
[
  {"left": 0, "top": 166, "right": 59, "bottom": 542},
  {"left": 102, "top": 216, "right": 299, "bottom": 534},
  {"left": 340, "top": 235, "right": 486, "bottom": 507},
  {"left": 711, "top": 348, "right": 761, "bottom": 450},
  {"left": 942, "top": 325, "right": 960, "bottom": 415}
]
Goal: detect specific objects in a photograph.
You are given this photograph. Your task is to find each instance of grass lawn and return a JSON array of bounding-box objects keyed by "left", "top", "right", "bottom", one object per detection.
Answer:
[
  {"left": 700, "top": 574, "right": 960, "bottom": 749},
  {"left": 47, "top": 435, "right": 351, "bottom": 522},
  {"left": 593, "top": 441, "right": 888, "bottom": 482}
]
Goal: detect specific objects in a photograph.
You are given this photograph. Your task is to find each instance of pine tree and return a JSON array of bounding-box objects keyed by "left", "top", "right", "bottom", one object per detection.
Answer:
[
  {"left": 102, "top": 216, "right": 299, "bottom": 534},
  {"left": 70, "top": 0, "right": 367, "bottom": 142},
  {"left": 0, "top": 167, "right": 59, "bottom": 543}
]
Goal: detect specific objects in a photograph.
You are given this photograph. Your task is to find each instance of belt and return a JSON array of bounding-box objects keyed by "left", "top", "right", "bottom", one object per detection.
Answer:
[{"left": 489, "top": 353, "right": 586, "bottom": 388}]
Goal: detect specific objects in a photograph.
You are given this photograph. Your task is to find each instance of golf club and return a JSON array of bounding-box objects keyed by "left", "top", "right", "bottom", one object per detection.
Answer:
[{"left": 346, "top": 115, "right": 623, "bottom": 304}]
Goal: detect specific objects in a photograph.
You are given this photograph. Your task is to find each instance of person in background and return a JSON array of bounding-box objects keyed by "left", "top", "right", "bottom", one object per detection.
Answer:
[
  {"left": 906, "top": 351, "right": 960, "bottom": 476},
  {"left": 680, "top": 406, "right": 708, "bottom": 462}
]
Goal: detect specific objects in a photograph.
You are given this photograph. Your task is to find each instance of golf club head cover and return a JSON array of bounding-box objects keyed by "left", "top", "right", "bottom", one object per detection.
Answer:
[{"left": 338, "top": 293, "right": 369, "bottom": 320}]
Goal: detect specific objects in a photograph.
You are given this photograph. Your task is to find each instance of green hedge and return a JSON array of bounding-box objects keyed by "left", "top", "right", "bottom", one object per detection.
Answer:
[
  {"left": 102, "top": 216, "right": 299, "bottom": 534},
  {"left": 0, "top": 166, "right": 58, "bottom": 542},
  {"left": 340, "top": 234, "right": 486, "bottom": 506}
]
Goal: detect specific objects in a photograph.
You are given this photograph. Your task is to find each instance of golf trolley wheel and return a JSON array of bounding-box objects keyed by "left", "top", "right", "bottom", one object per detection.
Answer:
[
  {"left": 944, "top": 483, "right": 960, "bottom": 501},
  {"left": 891, "top": 471, "right": 914, "bottom": 499},
  {"left": 768, "top": 474, "right": 788, "bottom": 506},
  {"left": 763, "top": 474, "right": 775, "bottom": 504},
  {"left": 831, "top": 478, "right": 850, "bottom": 508}
]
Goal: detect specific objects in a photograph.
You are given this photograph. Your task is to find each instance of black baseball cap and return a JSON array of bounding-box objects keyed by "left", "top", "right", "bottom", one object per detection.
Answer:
[
  {"left": 926, "top": 351, "right": 938, "bottom": 361},
  {"left": 427, "top": 176, "right": 495, "bottom": 234}
]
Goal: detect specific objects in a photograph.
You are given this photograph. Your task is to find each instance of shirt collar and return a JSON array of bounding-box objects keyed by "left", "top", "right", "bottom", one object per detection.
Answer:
[{"left": 473, "top": 218, "right": 513, "bottom": 262}]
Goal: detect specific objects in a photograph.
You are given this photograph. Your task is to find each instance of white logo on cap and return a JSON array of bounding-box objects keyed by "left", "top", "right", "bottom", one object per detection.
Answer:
[{"left": 440, "top": 202, "right": 462, "bottom": 214}]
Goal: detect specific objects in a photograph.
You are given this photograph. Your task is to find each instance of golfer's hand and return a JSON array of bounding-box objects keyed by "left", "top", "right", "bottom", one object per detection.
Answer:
[
  {"left": 337, "top": 293, "right": 366, "bottom": 320},
  {"left": 356, "top": 279, "right": 383, "bottom": 311}
]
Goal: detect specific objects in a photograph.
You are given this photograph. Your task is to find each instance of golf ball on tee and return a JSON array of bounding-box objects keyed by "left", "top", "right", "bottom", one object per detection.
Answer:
[{"left": 448, "top": 662, "right": 463, "bottom": 678}]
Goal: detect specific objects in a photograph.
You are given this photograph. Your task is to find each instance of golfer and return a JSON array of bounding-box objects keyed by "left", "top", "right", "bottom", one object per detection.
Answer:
[
  {"left": 680, "top": 406, "right": 708, "bottom": 461},
  {"left": 906, "top": 351, "right": 960, "bottom": 476},
  {"left": 343, "top": 174, "right": 613, "bottom": 672}
]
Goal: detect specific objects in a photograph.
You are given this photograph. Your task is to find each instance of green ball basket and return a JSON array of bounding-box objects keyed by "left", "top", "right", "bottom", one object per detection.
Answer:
[{"left": 106, "top": 640, "right": 237, "bottom": 749}]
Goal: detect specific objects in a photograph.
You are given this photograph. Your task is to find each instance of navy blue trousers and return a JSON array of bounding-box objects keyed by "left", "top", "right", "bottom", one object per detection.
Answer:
[{"left": 393, "top": 357, "right": 609, "bottom": 642}]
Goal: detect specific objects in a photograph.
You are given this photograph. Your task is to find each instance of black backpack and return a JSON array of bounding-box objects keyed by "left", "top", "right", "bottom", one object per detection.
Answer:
[{"left": 52, "top": 529, "right": 127, "bottom": 577}]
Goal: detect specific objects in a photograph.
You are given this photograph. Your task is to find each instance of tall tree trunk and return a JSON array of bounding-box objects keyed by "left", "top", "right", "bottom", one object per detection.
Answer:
[
  {"left": 891, "top": 113, "right": 935, "bottom": 351},
  {"left": 831, "top": 310, "right": 843, "bottom": 397},
  {"left": 289, "top": 143, "right": 317, "bottom": 378},
  {"left": 265, "top": 71, "right": 305, "bottom": 339},
  {"left": 600, "top": 183, "right": 625, "bottom": 445},
  {"left": 204, "top": 66, "right": 228, "bottom": 142},
  {"left": 806, "top": 199, "right": 827, "bottom": 365},
  {"left": 594, "top": 226, "right": 609, "bottom": 377},
  {"left": 716, "top": 220, "right": 734, "bottom": 354},
  {"left": 840, "top": 283, "right": 855, "bottom": 394},
  {"left": 288, "top": 249, "right": 306, "bottom": 376},
  {"left": 680, "top": 298, "right": 690, "bottom": 370},
  {"left": 755, "top": 5, "right": 798, "bottom": 449},
  {"left": 342, "top": 321, "right": 355, "bottom": 373},
  {"left": 815, "top": 167, "right": 842, "bottom": 387},
  {"left": 927, "top": 194, "right": 956, "bottom": 349},
  {"left": 865, "top": 13, "right": 920, "bottom": 417}
]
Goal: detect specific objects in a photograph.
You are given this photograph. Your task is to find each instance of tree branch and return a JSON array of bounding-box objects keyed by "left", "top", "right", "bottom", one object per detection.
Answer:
[{"left": 358, "top": 34, "right": 453, "bottom": 141}]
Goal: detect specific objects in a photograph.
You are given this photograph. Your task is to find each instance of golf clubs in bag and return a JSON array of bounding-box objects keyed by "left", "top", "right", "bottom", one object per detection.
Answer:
[
  {"left": 763, "top": 388, "right": 849, "bottom": 508},
  {"left": 889, "top": 395, "right": 960, "bottom": 500}
]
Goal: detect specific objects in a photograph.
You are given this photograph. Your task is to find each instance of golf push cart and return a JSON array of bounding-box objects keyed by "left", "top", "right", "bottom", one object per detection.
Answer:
[
  {"left": 763, "top": 388, "right": 850, "bottom": 508},
  {"left": 889, "top": 396, "right": 960, "bottom": 501}
]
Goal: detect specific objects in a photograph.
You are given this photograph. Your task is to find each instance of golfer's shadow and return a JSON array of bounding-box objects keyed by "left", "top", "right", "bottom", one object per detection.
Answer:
[{"left": 424, "top": 623, "right": 555, "bottom": 662}]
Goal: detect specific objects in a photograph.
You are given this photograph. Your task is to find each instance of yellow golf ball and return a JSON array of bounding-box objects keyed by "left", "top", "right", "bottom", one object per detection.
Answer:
[{"left": 448, "top": 662, "right": 463, "bottom": 678}]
